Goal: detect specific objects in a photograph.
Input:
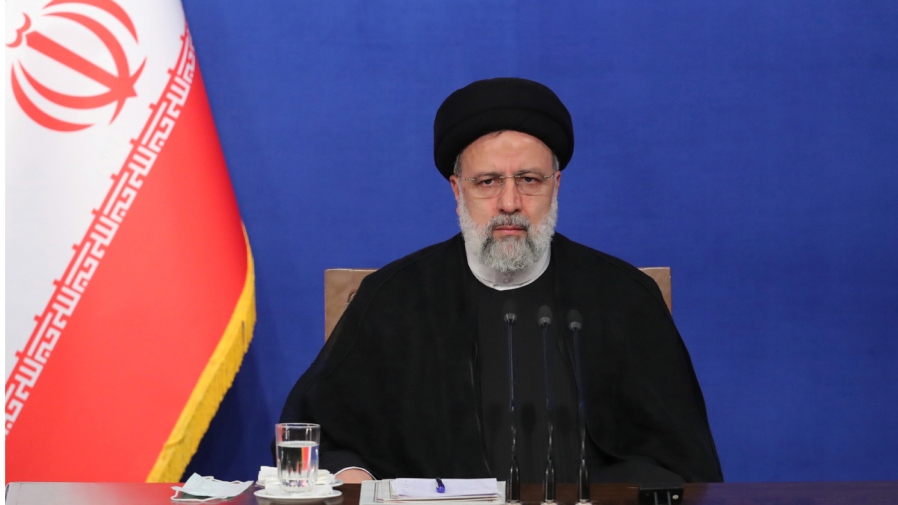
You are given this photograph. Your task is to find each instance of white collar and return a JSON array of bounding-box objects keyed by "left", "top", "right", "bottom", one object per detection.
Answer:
[{"left": 464, "top": 239, "right": 551, "bottom": 291}]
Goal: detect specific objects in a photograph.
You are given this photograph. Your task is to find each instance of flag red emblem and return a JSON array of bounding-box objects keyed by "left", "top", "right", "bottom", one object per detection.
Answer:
[{"left": 8, "top": 0, "right": 145, "bottom": 131}]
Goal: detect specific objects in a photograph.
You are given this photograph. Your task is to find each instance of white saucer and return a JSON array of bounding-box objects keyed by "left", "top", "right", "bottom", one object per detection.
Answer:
[{"left": 254, "top": 489, "right": 342, "bottom": 503}]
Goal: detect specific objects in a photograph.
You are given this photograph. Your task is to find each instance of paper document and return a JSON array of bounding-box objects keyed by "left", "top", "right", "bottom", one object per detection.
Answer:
[
  {"left": 360, "top": 479, "right": 505, "bottom": 505},
  {"left": 392, "top": 478, "right": 499, "bottom": 499}
]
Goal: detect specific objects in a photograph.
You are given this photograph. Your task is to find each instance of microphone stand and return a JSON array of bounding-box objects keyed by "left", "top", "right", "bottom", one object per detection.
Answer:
[
  {"left": 538, "top": 306, "right": 555, "bottom": 505},
  {"left": 504, "top": 301, "right": 520, "bottom": 504},
  {"left": 568, "top": 310, "right": 590, "bottom": 504}
]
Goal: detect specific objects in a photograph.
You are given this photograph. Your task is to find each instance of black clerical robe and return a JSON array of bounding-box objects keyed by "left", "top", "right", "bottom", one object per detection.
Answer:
[
  {"left": 471, "top": 259, "right": 585, "bottom": 484},
  {"left": 279, "top": 233, "right": 723, "bottom": 483}
]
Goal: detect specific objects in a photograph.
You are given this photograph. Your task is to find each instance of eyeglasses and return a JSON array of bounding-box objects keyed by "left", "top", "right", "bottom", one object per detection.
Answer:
[{"left": 459, "top": 171, "right": 556, "bottom": 199}]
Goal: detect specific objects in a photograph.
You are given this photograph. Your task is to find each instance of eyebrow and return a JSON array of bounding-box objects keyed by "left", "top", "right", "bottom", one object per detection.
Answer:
[
  {"left": 468, "top": 169, "right": 547, "bottom": 178},
  {"left": 467, "top": 170, "right": 502, "bottom": 178}
]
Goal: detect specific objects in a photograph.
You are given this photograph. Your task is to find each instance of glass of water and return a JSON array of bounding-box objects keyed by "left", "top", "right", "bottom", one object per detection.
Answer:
[{"left": 276, "top": 423, "right": 320, "bottom": 493}]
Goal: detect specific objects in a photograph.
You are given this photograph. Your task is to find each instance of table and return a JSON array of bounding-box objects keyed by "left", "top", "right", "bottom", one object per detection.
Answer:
[{"left": 6, "top": 481, "right": 898, "bottom": 505}]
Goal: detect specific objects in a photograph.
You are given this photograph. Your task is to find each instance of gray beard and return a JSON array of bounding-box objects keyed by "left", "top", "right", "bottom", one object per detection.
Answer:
[{"left": 458, "top": 192, "right": 558, "bottom": 273}]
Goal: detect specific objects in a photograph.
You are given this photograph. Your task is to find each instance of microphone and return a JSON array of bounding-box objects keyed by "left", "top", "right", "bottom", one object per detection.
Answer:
[
  {"left": 503, "top": 300, "right": 520, "bottom": 504},
  {"left": 567, "top": 309, "right": 582, "bottom": 332},
  {"left": 567, "top": 310, "right": 589, "bottom": 503},
  {"left": 538, "top": 305, "right": 552, "bottom": 327},
  {"left": 504, "top": 299, "right": 517, "bottom": 325},
  {"left": 538, "top": 305, "right": 555, "bottom": 504}
]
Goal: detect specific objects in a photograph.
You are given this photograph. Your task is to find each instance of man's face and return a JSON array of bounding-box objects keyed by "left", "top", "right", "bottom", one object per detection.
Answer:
[{"left": 449, "top": 130, "right": 561, "bottom": 236}]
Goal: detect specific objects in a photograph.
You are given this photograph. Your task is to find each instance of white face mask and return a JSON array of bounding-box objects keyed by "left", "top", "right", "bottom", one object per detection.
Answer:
[{"left": 171, "top": 473, "right": 254, "bottom": 502}]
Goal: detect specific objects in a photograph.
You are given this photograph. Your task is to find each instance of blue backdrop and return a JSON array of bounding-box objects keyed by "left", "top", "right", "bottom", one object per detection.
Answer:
[{"left": 180, "top": 0, "right": 898, "bottom": 483}]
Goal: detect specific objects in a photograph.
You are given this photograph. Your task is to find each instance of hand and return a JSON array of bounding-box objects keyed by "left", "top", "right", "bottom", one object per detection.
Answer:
[{"left": 335, "top": 468, "right": 374, "bottom": 483}]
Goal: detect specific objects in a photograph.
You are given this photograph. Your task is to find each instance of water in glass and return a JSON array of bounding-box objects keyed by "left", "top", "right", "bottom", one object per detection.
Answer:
[{"left": 277, "top": 440, "right": 319, "bottom": 492}]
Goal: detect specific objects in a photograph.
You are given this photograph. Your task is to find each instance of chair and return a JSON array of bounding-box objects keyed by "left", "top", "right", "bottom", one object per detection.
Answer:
[{"left": 324, "top": 267, "right": 672, "bottom": 340}]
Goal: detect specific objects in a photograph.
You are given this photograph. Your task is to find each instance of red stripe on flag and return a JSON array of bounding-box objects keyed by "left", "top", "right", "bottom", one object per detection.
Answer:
[{"left": 6, "top": 29, "right": 248, "bottom": 482}]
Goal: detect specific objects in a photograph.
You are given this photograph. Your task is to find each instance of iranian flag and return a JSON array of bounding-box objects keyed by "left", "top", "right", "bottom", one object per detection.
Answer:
[{"left": 5, "top": 0, "right": 255, "bottom": 482}]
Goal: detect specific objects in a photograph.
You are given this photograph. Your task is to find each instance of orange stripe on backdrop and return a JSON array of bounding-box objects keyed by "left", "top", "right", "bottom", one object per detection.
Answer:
[{"left": 6, "top": 65, "right": 248, "bottom": 482}]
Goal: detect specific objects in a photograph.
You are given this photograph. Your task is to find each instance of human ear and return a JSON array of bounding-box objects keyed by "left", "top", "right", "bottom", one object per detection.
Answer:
[{"left": 449, "top": 175, "right": 461, "bottom": 215}]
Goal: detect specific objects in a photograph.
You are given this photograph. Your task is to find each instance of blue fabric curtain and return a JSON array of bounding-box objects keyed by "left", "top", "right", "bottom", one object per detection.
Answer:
[{"left": 181, "top": 0, "right": 898, "bottom": 482}]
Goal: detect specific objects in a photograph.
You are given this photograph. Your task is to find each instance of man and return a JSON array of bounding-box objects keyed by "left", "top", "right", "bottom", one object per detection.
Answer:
[{"left": 278, "top": 78, "right": 723, "bottom": 484}]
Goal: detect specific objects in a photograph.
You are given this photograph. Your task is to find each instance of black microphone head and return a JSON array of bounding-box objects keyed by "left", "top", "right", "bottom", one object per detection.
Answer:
[
  {"left": 538, "top": 305, "right": 552, "bottom": 327},
  {"left": 503, "top": 299, "right": 517, "bottom": 324},
  {"left": 567, "top": 309, "right": 582, "bottom": 331}
]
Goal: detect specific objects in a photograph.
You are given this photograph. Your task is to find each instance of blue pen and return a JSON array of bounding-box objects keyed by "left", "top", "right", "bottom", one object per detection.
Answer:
[{"left": 436, "top": 478, "right": 445, "bottom": 493}]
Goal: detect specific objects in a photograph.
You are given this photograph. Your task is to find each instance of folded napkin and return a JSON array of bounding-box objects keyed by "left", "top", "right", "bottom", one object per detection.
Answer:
[
  {"left": 170, "top": 473, "right": 253, "bottom": 502},
  {"left": 257, "top": 466, "right": 334, "bottom": 485}
]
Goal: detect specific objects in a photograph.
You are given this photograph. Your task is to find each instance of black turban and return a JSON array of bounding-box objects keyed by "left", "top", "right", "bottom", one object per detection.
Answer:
[{"left": 433, "top": 77, "right": 574, "bottom": 180}]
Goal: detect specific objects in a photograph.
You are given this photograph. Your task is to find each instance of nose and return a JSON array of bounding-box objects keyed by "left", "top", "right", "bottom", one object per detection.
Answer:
[{"left": 497, "top": 177, "right": 522, "bottom": 214}]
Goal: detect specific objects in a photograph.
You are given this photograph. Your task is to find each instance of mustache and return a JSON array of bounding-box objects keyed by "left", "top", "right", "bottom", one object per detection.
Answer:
[{"left": 486, "top": 213, "right": 532, "bottom": 234}]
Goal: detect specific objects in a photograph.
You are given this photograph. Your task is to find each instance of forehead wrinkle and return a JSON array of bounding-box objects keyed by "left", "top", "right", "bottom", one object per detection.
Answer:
[{"left": 459, "top": 131, "right": 552, "bottom": 174}]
